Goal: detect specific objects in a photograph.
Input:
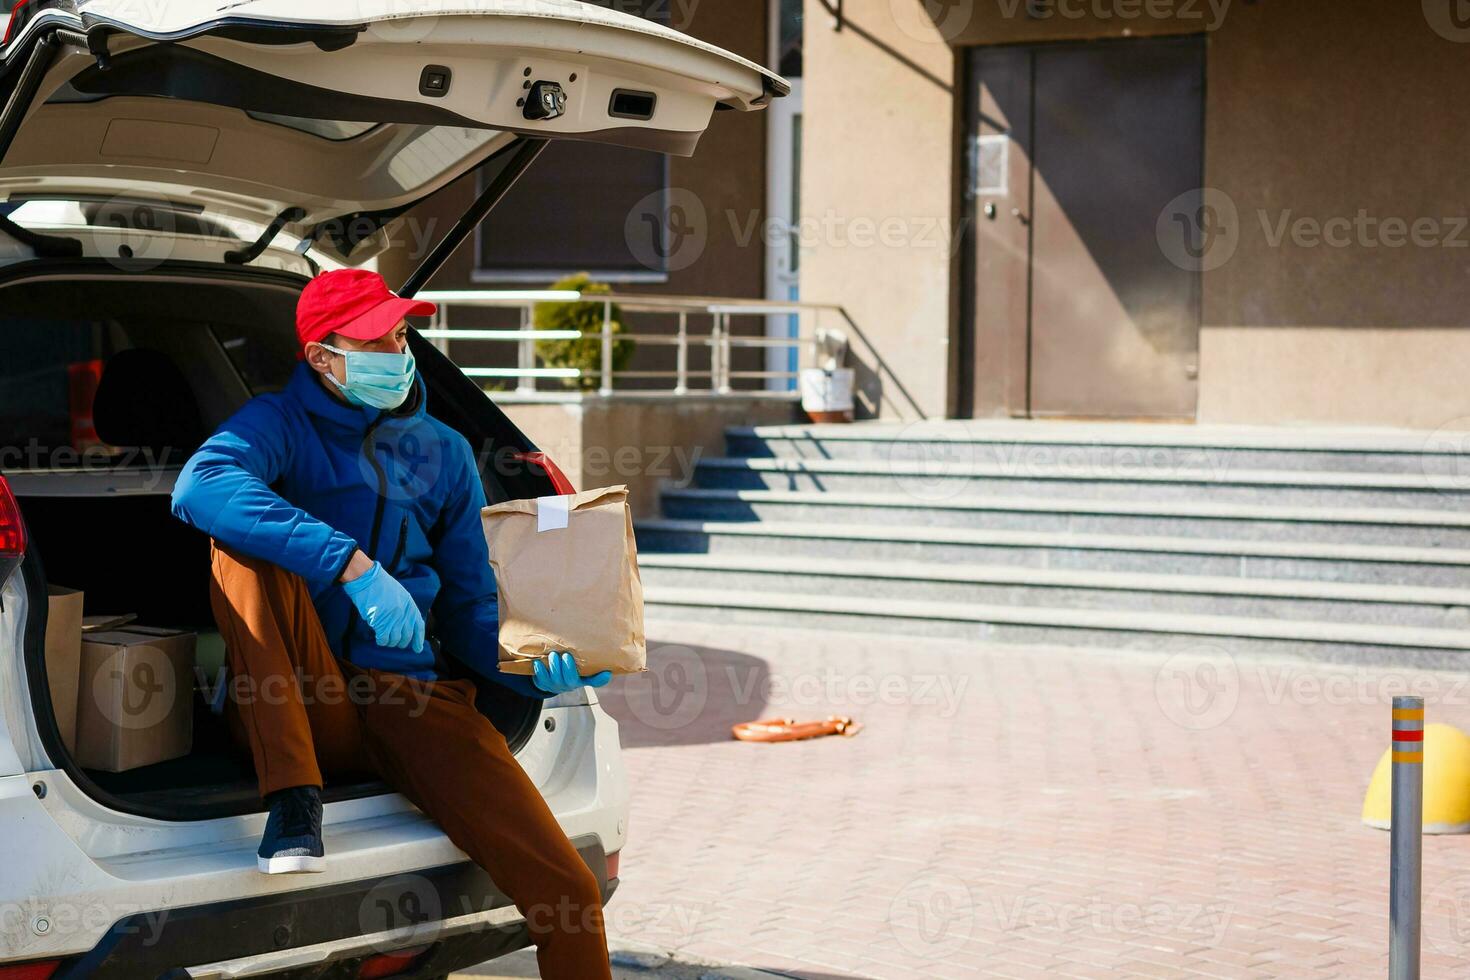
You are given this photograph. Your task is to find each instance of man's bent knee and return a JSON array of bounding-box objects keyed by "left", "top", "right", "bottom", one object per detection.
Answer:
[{"left": 211, "top": 540, "right": 299, "bottom": 590}]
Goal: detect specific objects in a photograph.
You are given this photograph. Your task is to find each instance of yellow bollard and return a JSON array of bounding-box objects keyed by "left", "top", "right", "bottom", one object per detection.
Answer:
[{"left": 1363, "top": 722, "right": 1470, "bottom": 834}]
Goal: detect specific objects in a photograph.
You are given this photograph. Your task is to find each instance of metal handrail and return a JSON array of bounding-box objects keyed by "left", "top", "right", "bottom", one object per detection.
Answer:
[{"left": 415, "top": 289, "right": 853, "bottom": 398}]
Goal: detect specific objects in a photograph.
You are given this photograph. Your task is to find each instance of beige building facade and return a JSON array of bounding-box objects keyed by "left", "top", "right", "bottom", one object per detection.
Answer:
[{"left": 802, "top": 0, "right": 1470, "bottom": 429}]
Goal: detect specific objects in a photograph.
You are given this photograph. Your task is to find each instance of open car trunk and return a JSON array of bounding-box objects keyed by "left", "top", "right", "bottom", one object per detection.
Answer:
[
  {"left": 0, "top": 0, "right": 786, "bottom": 266},
  {"left": 0, "top": 0, "right": 783, "bottom": 820},
  {"left": 3, "top": 268, "right": 552, "bottom": 819}
]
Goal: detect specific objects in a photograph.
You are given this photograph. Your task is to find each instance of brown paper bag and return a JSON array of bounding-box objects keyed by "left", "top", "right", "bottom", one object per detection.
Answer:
[{"left": 483, "top": 485, "right": 646, "bottom": 677}]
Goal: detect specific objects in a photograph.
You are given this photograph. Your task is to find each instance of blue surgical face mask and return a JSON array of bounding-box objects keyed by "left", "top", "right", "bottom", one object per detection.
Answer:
[{"left": 319, "top": 343, "right": 417, "bottom": 410}]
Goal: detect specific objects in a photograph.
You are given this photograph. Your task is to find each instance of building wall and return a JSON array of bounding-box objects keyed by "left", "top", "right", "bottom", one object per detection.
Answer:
[
  {"left": 501, "top": 396, "right": 798, "bottom": 518},
  {"left": 1197, "top": 1, "right": 1470, "bottom": 430},
  {"left": 942, "top": 0, "right": 1219, "bottom": 45},
  {"left": 804, "top": 0, "right": 1470, "bottom": 429},
  {"left": 798, "top": 0, "right": 957, "bottom": 420}
]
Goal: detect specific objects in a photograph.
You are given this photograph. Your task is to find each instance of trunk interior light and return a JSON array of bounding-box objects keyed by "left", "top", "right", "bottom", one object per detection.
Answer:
[{"left": 608, "top": 89, "right": 656, "bottom": 121}]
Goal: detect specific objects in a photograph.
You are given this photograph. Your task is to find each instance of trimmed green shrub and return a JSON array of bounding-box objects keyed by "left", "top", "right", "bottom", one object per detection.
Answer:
[{"left": 533, "top": 273, "right": 634, "bottom": 391}]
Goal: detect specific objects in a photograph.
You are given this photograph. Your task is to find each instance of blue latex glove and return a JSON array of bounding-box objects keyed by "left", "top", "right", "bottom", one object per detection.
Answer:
[
  {"left": 532, "top": 652, "right": 612, "bottom": 695},
  {"left": 341, "top": 561, "right": 424, "bottom": 652}
]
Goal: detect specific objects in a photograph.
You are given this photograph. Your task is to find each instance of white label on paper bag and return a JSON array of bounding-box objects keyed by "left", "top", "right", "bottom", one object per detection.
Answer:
[{"left": 537, "top": 495, "right": 570, "bottom": 532}]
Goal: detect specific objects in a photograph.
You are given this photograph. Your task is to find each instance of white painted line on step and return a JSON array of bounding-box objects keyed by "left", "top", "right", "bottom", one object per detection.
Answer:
[
  {"left": 695, "top": 456, "right": 1470, "bottom": 491},
  {"left": 642, "top": 588, "right": 1470, "bottom": 650},
  {"left": 635, "top": 553, "right": 1470, "bottom": 606},
  {"left": 635, "top": 519, "right": 1470, "bottom": 566},
  {"left": 662, "top": 488, "right": 1470, "bottom": 528},
  {"left": 732, "top": 420, "right": 1463, "bottom": 454}
]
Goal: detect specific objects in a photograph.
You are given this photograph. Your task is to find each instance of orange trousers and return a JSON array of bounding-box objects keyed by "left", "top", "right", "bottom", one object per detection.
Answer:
[{"left": 207, "top": 540, "right": 612, "bottom": 980}]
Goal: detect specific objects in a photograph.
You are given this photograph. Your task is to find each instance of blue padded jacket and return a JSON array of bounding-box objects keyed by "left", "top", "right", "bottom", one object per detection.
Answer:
[{"left": 171, "top": 360, "right": 543, "bottom": 698}]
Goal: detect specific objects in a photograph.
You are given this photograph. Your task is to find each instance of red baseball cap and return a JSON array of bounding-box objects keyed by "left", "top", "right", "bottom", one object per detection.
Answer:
[{"left": 295, "top": 269, "right": 437, "bottom": 357}]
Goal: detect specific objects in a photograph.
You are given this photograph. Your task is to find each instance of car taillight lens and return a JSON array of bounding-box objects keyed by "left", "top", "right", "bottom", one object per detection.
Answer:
[
  {"left": 606, "top": 850, "right": 620, "bottom": 881},
  {"left": 2, "top": 0, "right": 31, "bottom": 46},
  {"left": 0, "top": 961, "right": 61, "bottom": 980},
  {"left": 0, "top": 476, "right": 24, "bottom": 558},
  {"left": 512, "top": 452, "right": 576, "bottom": 495}
]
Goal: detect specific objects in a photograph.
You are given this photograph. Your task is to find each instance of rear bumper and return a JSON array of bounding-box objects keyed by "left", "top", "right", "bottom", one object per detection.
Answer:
[{"left": 49, "top": 839, "right": 614, "bottom": 980}]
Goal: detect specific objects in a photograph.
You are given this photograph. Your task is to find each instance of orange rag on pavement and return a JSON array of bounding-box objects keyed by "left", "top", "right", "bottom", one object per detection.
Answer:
[{"left": 731, "top": 716, "right": 864, "bottom": 743}]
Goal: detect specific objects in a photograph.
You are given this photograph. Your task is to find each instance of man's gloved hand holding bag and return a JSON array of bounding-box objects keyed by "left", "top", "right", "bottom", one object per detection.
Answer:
[{"left": 482, "top": 485, "right": 647, "bottom": 678}]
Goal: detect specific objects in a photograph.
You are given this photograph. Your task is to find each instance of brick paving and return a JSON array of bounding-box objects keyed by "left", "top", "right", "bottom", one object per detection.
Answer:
[{"left": 582, "top": 620, "right": 1470, "bottom": 978}]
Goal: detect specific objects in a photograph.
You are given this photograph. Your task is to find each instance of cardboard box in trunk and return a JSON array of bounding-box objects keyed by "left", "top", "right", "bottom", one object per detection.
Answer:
[
  {"left": 44, "top": 586, "right": 84, "bottom": 754},
  {"left": 484, "top": 485, "right": 646, "bottom": 677},
  {"left": 75, "top": 626, "right": 196, "bottom": 772}
]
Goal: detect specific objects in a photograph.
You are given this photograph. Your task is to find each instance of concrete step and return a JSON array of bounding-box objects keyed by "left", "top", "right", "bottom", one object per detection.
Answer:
[
  {"left": 637, "top": 553, "right": 1470, "bottom": 630},
  {"left": 659, "top": 488, "right": 1470, "bottom": 548},
  {"left": 641, "top": 586, "right": 1470, "bottom": 669},
  {"left": 689, "top": 456, "right": 1470, "bottom": 510},
  {"left": 726, "top": 420, "right": 1470, "bottom": 476},
  {"left": 634, "top": 518, "right": 1470, "bottom": 588}
]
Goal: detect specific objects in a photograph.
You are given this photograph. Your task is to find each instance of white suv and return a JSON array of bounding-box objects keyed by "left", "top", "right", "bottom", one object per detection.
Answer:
[{"left": 0, "top": 2, "right": 783, "bottom": 976}]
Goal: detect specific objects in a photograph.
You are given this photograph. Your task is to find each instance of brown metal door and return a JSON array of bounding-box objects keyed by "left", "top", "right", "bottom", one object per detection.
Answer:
[
  {"left": 962, "top": 37, "right": 1204, "bottom": 420},
  {"left": 960, "top": 47, "right": 1033, "bottom": 418}
]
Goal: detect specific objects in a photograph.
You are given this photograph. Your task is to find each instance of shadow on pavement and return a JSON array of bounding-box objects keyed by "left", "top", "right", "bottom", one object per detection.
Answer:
[
  {"left": 597, "top": 638, "right": 773, "bottom": 749},
  {"left": 452, "top": 946, "right": 873, "bottom": 978}
]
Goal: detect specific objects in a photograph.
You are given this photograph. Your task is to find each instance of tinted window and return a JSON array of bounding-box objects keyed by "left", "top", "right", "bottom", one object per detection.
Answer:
[
  {"left": 209, "top": 321, "right": 298, "bottom": 395},
  {"left": 474, "top": 142, "right": 669, "bottom": 279},
  {"left": 0, "top": 317, "right": 113, "bottom": 470},
  {"left": 475, "top": 0, "right": 672, "bottom": 281},
  {"left": 0, "top": 316, "right": 298, "bottom": 471},
  {"left": 244, "top": 112, "right": 379, "bottom": 141}
]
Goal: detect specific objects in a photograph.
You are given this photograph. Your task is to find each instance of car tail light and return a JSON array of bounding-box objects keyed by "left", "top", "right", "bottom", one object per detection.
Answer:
[
  {"left": 0, "top": 476, "right": 24, "bottom": 558},
  {"left": 512, "top": 451, "right": 576, "bottom": 494},
  {"left": 0, "top": 0, "right": 62, "bottom": 47},
  {"left": 356, "top": 946, "right": 429, "bottom": 979},
  {"left": 0, "top": 961, "right": 61, "bottom": 980},
  {"left": 606, "top": 850, "right": 620, "bottom": 881},
  {"left": 2, "top": 0, "right": 32, "bottom": 46}
]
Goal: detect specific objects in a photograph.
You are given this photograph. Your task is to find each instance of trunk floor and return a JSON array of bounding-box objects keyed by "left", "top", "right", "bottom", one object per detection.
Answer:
[{"left": 81, "top": 695, "right": 389, "bottom": 809}]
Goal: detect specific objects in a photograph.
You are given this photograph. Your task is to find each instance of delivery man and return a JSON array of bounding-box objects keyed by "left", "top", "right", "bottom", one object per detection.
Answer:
[{"left": 171, "top": 268, "right": 613, "bottom": 979}]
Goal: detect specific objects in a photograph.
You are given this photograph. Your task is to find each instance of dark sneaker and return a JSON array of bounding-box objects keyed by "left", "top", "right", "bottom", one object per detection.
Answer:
[{"left": 257, "top": 785, "right": 326, "bottom": 874}]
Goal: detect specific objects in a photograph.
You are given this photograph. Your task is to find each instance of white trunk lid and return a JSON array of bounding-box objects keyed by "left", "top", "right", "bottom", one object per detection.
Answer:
[{"left": 0, "top": 0, "right": 786, "bottom": 264}]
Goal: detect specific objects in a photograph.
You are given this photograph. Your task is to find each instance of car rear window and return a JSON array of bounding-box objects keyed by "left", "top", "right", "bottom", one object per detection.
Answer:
[
  {"left": 208, "top": 321, "right": 297, "bottom": 395},
  {"left": 0, "top": 315, "right": 114, "bottom": 470},
  {"left": 0, "top": 314, "right": 299, "bottom": 471},
  {"left": 244, "top": 112, "right": 379, "bottom": 141}
]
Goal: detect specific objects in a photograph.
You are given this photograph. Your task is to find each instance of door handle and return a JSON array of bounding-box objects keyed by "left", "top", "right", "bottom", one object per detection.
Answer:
[
  {"left": 1011, "top": 207, "right": 1030, "bottom": 226},
  {"left": 983, "top": 202, "right": 997, "bottom": 220}
]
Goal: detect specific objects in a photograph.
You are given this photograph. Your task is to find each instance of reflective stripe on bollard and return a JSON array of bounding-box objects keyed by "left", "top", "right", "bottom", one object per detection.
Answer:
[{"left": 1390, "top": 696, "right": 1423, "bottom": 980}]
